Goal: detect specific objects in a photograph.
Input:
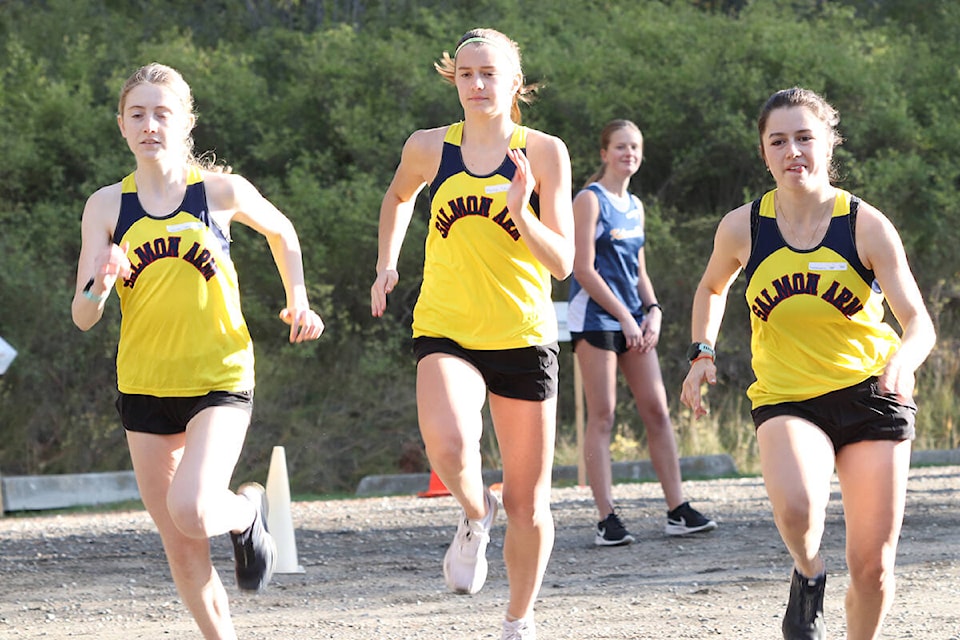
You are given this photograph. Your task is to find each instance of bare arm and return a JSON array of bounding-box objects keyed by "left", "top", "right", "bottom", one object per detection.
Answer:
[
  {"left": 680, "top": 204, "right": 751, "bottom": 418},
  {"left": 856, "top": 201, "right": 936, "bottom": 400},
  {"left": 634, "top": 239, "right": 662, "bottom": 353},
  {"left": 71, "top": 184, "right": 130, "bottom": 331},
  {"left": 507, "top": 131, "right": 574, "bottom": 280},
  {"left": 370, "top": 128, "right": 441, "bottom": 317},
  {"left": 208, "top": 173, "right": 324, "bottom": 343}
]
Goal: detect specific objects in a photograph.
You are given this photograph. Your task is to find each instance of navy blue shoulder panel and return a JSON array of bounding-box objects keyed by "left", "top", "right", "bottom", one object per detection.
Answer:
[
  {"left": 182, "top": 180, "right": 230, "bottom": 257},
  {"left": 113, "top": 179, "right": 227, "bottom": 257},
  {"left": 743, "top": 198, "right": 769, "bottom": 281},
  {"left": 113, "top": 190, "right": 148, "bottom": 243},
  {"left": 428, "top": 144, "right": 540, "bottom": 218},
  {"left": 429, "top": 141, "right": 462, "bottom": 199},
  {"left": 821, "top": 196, "right": 871, "bottom": 284},
  {"left": 744, "top": 195, "right": 872, "bottom": 286}
]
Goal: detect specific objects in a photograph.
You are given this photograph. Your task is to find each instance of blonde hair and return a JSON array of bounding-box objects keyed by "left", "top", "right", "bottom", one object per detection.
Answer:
[
  {"left": 118, "top": 63, "right": 228, "bottom": 172},
  {"left": 585, "top": 119, "right": 643, "bottom": 187},
  {"left": 434, "top": 28, "right": 538, "bottom": 124}
]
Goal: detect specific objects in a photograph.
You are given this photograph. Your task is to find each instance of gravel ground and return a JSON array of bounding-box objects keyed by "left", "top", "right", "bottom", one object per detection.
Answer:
[{"left": 1, "top": 465, "right": 958, "bottom": 639}]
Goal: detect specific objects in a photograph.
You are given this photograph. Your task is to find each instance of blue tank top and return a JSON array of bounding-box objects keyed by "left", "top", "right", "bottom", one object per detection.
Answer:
[{"left": 567, "top": 183, "right": 646, "bottom": 332}]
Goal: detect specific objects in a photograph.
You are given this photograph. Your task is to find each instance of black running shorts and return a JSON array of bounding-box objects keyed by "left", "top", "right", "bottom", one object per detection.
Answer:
[
  {"left": 117, "top": 390, "right": 254, "bottom": 435},
  {"left": 413, "top": 336, "right": 559, "bottom": 401},
  {"left": 570, "top": 330, "right": 628, "bottom": 355},
  {"left": 751, "top": 377, "right": 916, "bottom": 453}
]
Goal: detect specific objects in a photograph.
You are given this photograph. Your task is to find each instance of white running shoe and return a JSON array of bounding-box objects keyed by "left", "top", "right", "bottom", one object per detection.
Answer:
[
  {"left": 442, "top": 486, "right": 498, "bottom": 594},
  {"left": 502, "top": 616, "right": 536, "bottom": 640}
]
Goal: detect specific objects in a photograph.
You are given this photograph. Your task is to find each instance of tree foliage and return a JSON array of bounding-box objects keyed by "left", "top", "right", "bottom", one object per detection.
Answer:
[{"left": 1, "top": 0, "right": 958, "bottom": 490}]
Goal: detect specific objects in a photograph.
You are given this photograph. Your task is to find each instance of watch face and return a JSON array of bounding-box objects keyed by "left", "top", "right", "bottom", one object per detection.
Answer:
[{"left": 687, "top": 342, "right": 712, "bottom": 361}]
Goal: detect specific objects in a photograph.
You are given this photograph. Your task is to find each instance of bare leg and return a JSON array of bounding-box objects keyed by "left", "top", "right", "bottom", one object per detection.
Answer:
[
  {"left": 126, "top": 405, "right": 254, "bottom": 640},
  {"left": 757, "top": 416, "right": 834, "bottom": 579},
  {"left": 416, "top": 353, "right": 489, "bottom": 520},
  {"left": 836, "top": 439, "right": 911, "bottom": 640},
  {"left": 620, "top": 347, "right": 684, "bottom": 509},
  {"left": 574, "top": 341, "right": 620, "bottom": 519},
  {"left": 490, "top": 393, "right": 556, "bottom": 622}
]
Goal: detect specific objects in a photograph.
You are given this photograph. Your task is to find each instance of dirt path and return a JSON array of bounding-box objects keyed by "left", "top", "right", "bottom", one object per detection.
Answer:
[{"left": 2, "top": 465, "right": 958, "bottom": 639}]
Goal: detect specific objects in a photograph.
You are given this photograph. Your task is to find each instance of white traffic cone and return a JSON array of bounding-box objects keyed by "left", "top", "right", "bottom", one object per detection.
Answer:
[{"left": 265, "top": 446, "right": 305, "bottom": 573}]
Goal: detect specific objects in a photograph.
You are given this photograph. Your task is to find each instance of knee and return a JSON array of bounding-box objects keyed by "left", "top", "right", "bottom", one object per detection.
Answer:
[
  {"left": 166, "top": 492, "right": 212, "bottom": 539},
  {"left": 424, "top": 435, "right": 474, "bottom": 470},
  {"left": 586, "top": 410, "right": 616, "bottom": 436},
  {"left": 501, "top": 487, "right": 552, "bottom": 531},
  {"left": 642, "top": 408, "right": 672, "bottom": 433},
  {"left": 848, "top": 553, "right": 895, "bottom": 595},
  {"left": 773, "top": 498, "right": 821, "bottom": 534}
]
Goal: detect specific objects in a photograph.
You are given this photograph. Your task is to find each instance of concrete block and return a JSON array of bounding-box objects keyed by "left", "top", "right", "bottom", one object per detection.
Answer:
[
  {"left": 1, "top": 471, "right": 140, "bottom": 513},
  {"left": 356, "top": 454, "right": 738, "bottom": 497},
  {"left": 3, "top": 450, "right": 949, "bottom": 511},
  {"left": 356, "top": 470, "right": 505, "bottom": 497},
  {"left": 912, "top": 448, "right": 960, "bottom": 466}
]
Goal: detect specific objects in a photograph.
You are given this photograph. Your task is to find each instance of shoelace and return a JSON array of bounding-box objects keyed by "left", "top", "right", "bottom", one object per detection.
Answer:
[
  {"left": 800, "top": 577, "right": 823, "bottom": 623},
  {"left": 457, "top": 518, "right": 487, "bottom": 554},
  {"left": 503, "top": 618, "right": 534, "bottom": 640}
]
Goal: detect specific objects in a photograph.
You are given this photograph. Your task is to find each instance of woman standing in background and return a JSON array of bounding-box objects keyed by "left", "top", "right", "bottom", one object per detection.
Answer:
[{"left": 568, "top": 119, "right": 716, "bottom": 546}]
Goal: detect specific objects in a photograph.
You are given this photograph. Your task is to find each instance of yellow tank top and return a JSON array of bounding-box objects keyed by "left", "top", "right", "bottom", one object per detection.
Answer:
[
  {"left": 113, "top": 167, "right": 255, "bottom": 396},
  {"left": 412, "top": 123, "right": 557, "bottom": 349},
  {"left": 744, "top": 189, "right": 900, "bottom": 407}
]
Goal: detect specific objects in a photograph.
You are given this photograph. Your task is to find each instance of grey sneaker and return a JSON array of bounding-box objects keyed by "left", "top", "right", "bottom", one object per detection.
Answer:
[
  {"left": 443, "top": 487, "right": 498, "bottom": 594},
  {"left": 782, "top": 568, "right": 826, "bottom": 639},
  {"left": 502, "top": 616, "right": 536, "bottom": 640},
  {"left": 595, "top": 509, "right": 635, "bottom": 546},
  {"left": 230, "top": 482, "right": 277, "bottom": 592},
  {"left": 665, "top": 501, "right": 717, "bottom": 536}
]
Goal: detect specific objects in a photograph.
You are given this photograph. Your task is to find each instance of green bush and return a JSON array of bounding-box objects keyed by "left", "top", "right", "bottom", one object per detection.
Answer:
[{"left": 2, "top": 0, "right": 958, "bottom": 492}]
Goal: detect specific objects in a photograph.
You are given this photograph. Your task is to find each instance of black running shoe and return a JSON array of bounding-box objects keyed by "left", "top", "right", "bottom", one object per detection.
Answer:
[
  {"left": 595, "top": 509, "right": 635, "bottom": 546},
  {"left": 665, "top": 501, "right": 718, "bottom": 536},
  {"left": 230, "top": 482, "right": 277, "bottom": 592},
  {"left": 782, "top": 568, "right": 826, "bottom": 640}
]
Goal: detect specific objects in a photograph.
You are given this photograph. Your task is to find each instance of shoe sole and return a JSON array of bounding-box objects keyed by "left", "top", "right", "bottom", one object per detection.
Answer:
[
  {"left": 443, "top": 543, "right": 487, "bottom": 594},
  {"left": 664, "top": 521, "right": 718, "bottom": 536},
  {"left": 594, "top": 535, "right": 635, "bottom": 547}
]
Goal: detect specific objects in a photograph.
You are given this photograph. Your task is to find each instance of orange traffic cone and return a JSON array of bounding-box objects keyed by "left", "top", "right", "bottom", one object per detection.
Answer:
[{"left": 418, "top": 469, "right": 451, "bottom": 498}]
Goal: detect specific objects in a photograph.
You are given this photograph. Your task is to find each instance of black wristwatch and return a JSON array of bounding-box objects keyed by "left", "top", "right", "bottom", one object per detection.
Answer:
[{"left": 686, "top": 342, "right": 715, "bottom": 363}]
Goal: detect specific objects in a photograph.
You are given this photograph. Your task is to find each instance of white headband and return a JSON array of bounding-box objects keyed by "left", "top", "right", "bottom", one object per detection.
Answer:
[{"left": 454, "top": 36, "right": 519, "bottom": 72}]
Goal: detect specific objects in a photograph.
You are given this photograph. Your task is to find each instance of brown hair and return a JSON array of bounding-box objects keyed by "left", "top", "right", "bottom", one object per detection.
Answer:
[
  {"left": 757, "top": 87, "right": 843, "bottom": 180},
  {"left": 434, "top": 28, "right": 538, "bottom": 124},
  {"left": 118, "top": 63, "right": 227, "bottom": 172},
  {"left": 584, "top": 119, "right": 643, "bottom": 187}
]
